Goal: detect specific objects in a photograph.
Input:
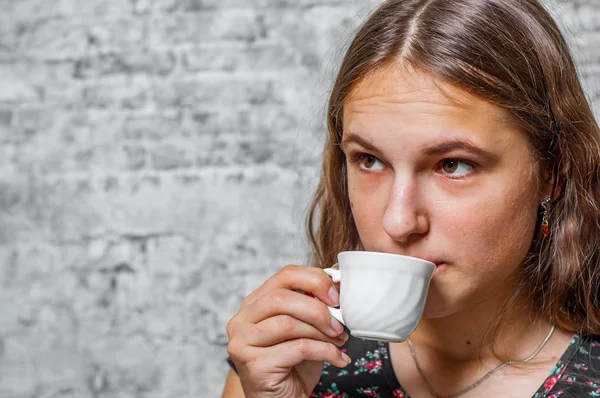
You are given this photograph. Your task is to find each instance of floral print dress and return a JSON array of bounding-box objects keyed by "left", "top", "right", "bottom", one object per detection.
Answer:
[{"left": 310, "top": 334, "right": 600, "bottom": 398}]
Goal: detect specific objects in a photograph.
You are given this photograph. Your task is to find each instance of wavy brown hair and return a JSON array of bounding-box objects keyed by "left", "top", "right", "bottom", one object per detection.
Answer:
[{"left": 307, "top": 0, "right": 600, "bottom": 335}]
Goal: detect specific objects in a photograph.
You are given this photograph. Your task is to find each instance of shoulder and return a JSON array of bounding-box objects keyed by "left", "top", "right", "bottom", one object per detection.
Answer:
[
  {"left": 568, "top": 334, "right": 600, "bottom": 366},
  {"left": 571, "top": 334, "right": 600, "bottom": 370},
  {"left": 546, "top": 334, "right": 600, "bottom": 396}
]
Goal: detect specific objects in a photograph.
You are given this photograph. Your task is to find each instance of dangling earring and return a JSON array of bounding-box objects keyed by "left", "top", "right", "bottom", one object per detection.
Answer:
[{"left": 541, "top": 196, "right": 552, "bottom": 237}]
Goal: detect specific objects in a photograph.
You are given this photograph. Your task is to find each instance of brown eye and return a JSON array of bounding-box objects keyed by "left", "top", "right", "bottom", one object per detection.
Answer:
[
  {"left": 439, "top": 159, "right": 474, "bottom": 177},
  {"left": 363, "top": 155, "right": 377, "bottom": 168},
  {"left": 442, "top": 159, "right": 458, "bottom": 173}
]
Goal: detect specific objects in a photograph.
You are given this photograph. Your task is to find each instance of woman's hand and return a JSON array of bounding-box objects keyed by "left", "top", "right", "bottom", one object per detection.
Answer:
[{"left": 226, "top": 265, "right": 350, "bottom": 398}]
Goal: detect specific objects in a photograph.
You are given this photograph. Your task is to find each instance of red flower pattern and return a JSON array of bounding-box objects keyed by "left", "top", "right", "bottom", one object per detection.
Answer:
[
  {"left": 393, "top": 389, "right": 405, "bottom": 398},
  {"left": 544, "top": 376, "right": 559, "bottom": 391},
  {"left": 365, "top": 360, "right": 383, "bottom": 371}
]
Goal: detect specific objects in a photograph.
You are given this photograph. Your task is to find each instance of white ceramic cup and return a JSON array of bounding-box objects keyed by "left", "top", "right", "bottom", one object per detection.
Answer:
[{"left": 323, "top": 251, "right": 435, "bottom": 342}]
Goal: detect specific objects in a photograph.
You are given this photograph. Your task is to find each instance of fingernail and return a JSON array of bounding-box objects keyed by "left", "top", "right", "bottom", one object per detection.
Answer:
[
  {"left": 328, "top": 286, "right": 339, "bottom": 306},
  {"left": 334, "top": 332, "right": 349, "bottom": 346},
  {"left": 337, "top": 332, "right": 349, "bottom": 342},
  {"left": 331, "top": 317, "right": 343, "bottom": 334},
  {"left": 341, "top": 351, "right": 351, "bottom": 364}
]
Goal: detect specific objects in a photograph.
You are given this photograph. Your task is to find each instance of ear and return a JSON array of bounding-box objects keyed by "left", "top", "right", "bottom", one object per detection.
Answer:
[{"left": 539, "top": 162, "right": 562, "bottom": 202}]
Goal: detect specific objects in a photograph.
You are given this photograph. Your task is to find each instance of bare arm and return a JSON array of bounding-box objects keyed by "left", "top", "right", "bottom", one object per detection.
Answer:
[{"left": 222, "top": 369, "right": 245, "bottom": 398}]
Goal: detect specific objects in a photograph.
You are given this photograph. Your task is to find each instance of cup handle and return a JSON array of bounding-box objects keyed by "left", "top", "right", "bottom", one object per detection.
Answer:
[{"left": 323, "top": 267, "right": 344, "bottom": 326}]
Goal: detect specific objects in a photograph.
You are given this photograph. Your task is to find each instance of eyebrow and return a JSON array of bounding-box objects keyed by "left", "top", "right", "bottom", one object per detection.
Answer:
[
  {"left": 340, "top": 134, "right": 381, "bottom": 154},
  {"left": 341, "top": 132, "right": 497, "bottom": 159},
  {"left": 422, "top": 139, "right": 495, "bottom": 158}
]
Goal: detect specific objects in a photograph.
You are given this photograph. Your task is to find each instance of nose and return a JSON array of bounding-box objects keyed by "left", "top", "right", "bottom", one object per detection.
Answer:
[{"left": 382, "top": 175, "right": 429, "bottom": 243}]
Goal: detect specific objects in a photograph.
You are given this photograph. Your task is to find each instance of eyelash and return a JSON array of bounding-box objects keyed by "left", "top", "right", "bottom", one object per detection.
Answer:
[
  {"left": 349, "top": 152, "right": 381, "bottom": 174},
  {"left": 348, "top": 152, "right": 476, "bottom": 179}
]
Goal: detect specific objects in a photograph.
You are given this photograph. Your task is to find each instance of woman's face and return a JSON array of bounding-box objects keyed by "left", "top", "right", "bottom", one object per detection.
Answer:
[{"left": 342, "top": 65, "right": 550, "bottom": 318}]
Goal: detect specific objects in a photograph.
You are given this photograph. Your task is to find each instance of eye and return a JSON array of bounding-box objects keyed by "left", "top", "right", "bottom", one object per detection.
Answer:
[
  {"left": 350, "top": 153, "right": 385, "bottom": 172},
  {"left": 439, "top": 159, "right": 473, "bottom": 177},
  {"left": 362, "top": 154, "right": 382, "bottom": 170}
]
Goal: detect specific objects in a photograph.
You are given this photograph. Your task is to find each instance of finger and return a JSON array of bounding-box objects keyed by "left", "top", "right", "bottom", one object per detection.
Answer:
[
  {"left": 242, "top": 265, "right": 339, "bottom": 308},
  {"left": 248, "top": 314, "right": 349, "bottom": 348},
  {"left": 242, "top": 288, "right": 344, "bottom": 338},
  {"left": 265, "top": 338, "right": 352, "bottom": 369},
  {"left": 238, "top": 339, "right": 351, "bottom": 373}
]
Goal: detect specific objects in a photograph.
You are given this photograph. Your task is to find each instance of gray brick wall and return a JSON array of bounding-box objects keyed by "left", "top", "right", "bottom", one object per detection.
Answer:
[{"left": 0, "top": 1, "right": 597, "bottom": 397}]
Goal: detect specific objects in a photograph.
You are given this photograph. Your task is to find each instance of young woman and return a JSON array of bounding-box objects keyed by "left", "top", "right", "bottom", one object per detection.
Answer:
[{"left": 223, "top": 0, "right": 600, "bottom": 396}]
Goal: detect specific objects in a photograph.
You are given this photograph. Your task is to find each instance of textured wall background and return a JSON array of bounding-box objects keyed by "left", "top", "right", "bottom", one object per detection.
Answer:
[{"left": 0, "top": 0, "right": 598, "bottom": 397}]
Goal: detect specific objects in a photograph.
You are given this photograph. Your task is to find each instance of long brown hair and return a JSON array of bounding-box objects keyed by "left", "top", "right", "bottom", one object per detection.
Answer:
[{"left": 307, "top": 0, "right": 600, "bottom": 335}]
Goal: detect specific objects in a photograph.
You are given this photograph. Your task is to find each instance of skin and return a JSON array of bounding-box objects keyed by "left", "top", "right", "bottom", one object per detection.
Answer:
[{"left": 223, "top": 65, "right": 573, "bottom": 398}]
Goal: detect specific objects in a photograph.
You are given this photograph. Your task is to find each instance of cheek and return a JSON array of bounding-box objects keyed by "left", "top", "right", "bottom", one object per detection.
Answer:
[
  {"left": 443, "top": 182, "right": 539, "bottom": 270},
  {"left": 348, "top": 174, "right": 388, "bottom": 238}
]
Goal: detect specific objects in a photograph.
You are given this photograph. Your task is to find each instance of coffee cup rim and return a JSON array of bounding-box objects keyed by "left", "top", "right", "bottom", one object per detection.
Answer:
[{"left": 337, "top": 251, "right": 436, "bottom": 273}]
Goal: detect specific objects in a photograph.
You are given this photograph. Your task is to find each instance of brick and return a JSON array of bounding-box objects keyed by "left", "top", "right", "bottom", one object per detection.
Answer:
[
  {"left": 196, "top": 130, "right": 322, "bottom": 167},
  {"left": 71, "top": 174, "right": 199, "bottom": 237},
  {"left": 153, "top": 78, "right": 280, "bottom": 108},
  {"left": 153, "top": 0, "right": 355, "bottom": 11},
  {"left": 149, "top": 142, "right": 193, "bottom": 170},
  {"left": 146, "top": 235, "right": 192, "bottom": 274},
  {"left": 13, "top": 109, "right": 131, "bottom": 171},
  {"left": 148, "top": 10, "right": 260, "bottom": 46},
  {"left": 85, "top": 238, "right": 131, "bottom": 270},
  {"left": 82, "top": 76, "right": 151, "bottom": 109},
  {"left": 124, "top": 144, "right": 147, "bottom": 170},
  {"left": 84, "top": 334, "right": 162, "bottom": 395},
  {"left": 196, "top": 134, "right": 274, "bottom": 165},
  {"left": 0, "top": 145, "right": 17, "bottom": 173},
  {"left": 84, "top": 18, "right": 148, "bottom": 54},
  {"left": 152, "top": 344, "right": 191, "bottom": 398},
  {"left": 68, "top": 144, "right": 148, "bottom": 172},
  {"left": 182, "top": 42, "right": 298, "bottom": 72},
  {"left": 0, "top": 63, "right": 41, "bottom": 103},
  {"left": 0, "top": 108, "right": 13, "bottom": 142},
  {"left": 19, "top": 17, "right": 147, "bottom": 60},
  {"left": 0, "top": 17, "right": 20, "bottom": 53},
  {"left": 196, "top": 169, "right": 311, "bottom": 269},
  {"left": 132, "top": 0, "right": 153, "bottom": 14},
  {"left": 0, "top": 330, "right": 91, "bottom": 398},
  {"left": 145, "top": 302, "right": 188, "bottom": 338},
  {"left": 18, "top": 19, "right": 88, "bottom": 59},
  {"left": 2, "top": 60, "right": 76, "bottom": 106},
  {"left": 59, "top": 110, "right": 124, "bottom": 146},
  {"left": 1, "top": 243, "right": 61, "bottom": 285},
  {"left": 123, "top": 111, "right": 183, "bottom": 140},
  {"left": 185, "top": 105, "right": 301, "bottom": 137},
  {"left": 575, "top": 3, "right": 600, "bottom": 32},
  {"left": 13, "top": 107, "right": 58, "bottom": 144},
  {"left": 189, "top": 343, "right": 233, "bottom": 397},
  {"left": 579, "top": 65, "right": 600, "bottom": 100},
  {"left": 576, "top": 31, "right": 600, "bottom": 65},
  {"left": 16, "top": 142, "right": 143, "bottom": 175},
  {"left": 6, "top": 0, "right": 132, "bottom": 19},
  {"left": 148, "top": 0, "right": 179, "bottom": 12},
  {"left": 18, "top": 59, "right": 75, "bottom": 85},
  {"left": 262, "top": 7, "right": 361, "bottom": 68},
  {"left": 74, "top": 49, "right": 177, "bottom": 79}
]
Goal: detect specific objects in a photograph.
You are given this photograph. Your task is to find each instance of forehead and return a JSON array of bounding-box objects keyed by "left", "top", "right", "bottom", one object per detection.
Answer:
[{"left": 343, "top": 64, "right": 514, "bottom": 135}]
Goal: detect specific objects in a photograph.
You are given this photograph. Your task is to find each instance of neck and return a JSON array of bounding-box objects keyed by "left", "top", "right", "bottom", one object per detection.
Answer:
[{"left": 409, "top": 285, "right": 552, "bottom": 364}]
